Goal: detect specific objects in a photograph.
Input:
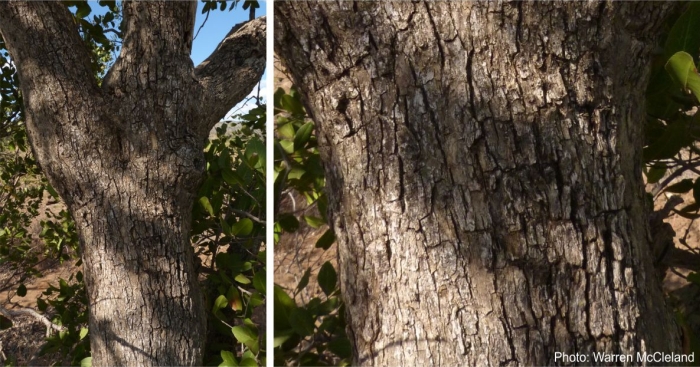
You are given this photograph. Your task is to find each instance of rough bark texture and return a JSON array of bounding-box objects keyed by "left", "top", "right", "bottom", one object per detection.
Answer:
[
  {"left": 276, "top": 2, "right": 682, "bottom": 365},
  {"left": 0, "top": 1, "right": 265, "bottom": 365}
]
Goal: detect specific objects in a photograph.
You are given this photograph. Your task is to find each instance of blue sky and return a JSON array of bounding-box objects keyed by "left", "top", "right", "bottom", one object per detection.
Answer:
[
  {"left": 190, "top": 1, "right": 269, "bottom": 119},
  {"left": 191, "top": 1, "right": 268, "bottom": 65}
]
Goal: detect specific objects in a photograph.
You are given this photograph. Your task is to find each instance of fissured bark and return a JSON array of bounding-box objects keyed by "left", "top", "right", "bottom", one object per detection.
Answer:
[
  {"left": 0, "top": 1, "right": 265, "bottom": 365},
  {"left": 276, "top": 2, "right": 681, "bottom": 365}
]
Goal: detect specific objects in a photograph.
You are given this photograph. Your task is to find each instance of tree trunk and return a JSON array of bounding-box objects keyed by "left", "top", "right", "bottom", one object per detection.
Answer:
[
  {"left": 0, "top": 2, "right": 265, "bottom": 365},
  {"left": 276, "top": 2, "right": 682, "bottom": 365}
]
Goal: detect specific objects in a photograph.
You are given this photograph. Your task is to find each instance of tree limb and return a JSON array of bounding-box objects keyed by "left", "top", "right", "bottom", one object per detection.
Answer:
[
  {"left": 230, "top": 208, "right": 266, "bottom": 225},
  {"left": 0, "top": 1, "right": 105, "bottom": 194},
  {"left": 0, "top": 1, "right": 99, "bottom": 110},
  {"left": 0, "top": 305, "right": 65, "bottom": 337},
  {"left": 195, "top": 17, "right": 266, "bottom": 126}
]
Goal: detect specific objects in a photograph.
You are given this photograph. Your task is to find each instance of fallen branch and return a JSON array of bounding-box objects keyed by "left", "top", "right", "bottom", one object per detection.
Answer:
[{"left": 0, "top": 305, "right": 64, "bottom": 337}]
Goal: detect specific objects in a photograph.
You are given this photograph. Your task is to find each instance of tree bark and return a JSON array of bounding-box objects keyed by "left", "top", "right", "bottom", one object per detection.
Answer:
[
  {"left": 276, "top": 2, "right": 682, "bottom": 365},
  {"left": 0, "top": 1, "right": 265, "bottom": 365}
]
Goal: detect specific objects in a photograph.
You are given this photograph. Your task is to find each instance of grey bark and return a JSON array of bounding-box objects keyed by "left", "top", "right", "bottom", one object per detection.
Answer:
[
  {"left": 0, "top": 1, "right": 265, "bottom": 365},
  {"left": 275, "top": 2, "right": 682, "bottom": 366}
]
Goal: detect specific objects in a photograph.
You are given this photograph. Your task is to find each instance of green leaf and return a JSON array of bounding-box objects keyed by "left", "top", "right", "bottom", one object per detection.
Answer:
[
  {"left": 235, "top": 274, "right": 251, "bottom": 285},
  {"left": 646, "top": 165, "right": 667, "bottom": 184},
  {"left": 643, "top": 119, "right": 695, "bottom": 161},
  {"left": 79, "top": 327, "right": 89, "bottom": 340},
  {"left": 318, "top": 297, "right": 340, "bottom": 316},
  {"left": 275, "top": 285, "right": 296, "bottom": 309},
  {"left": 328, "top": 337, "right": 353, "bottom": 359},
  {"left": 288, "top": 167, "right": 306, "bottom": 180},
  {"left": 318, "top": 261, "right": 338, "bottom": 297},
  {"left": 80, "top": 357, "right": 92, "bottom": 367},
  {"left": 687, "top": 71, "right": 700, "bottom": 104},
  {"left": 241, "top": 349, "right": 256, "bottom": 361},
  {"left": 241, "top": 261, "right": 253, "bottom": 272},
  {"left": 315, "top": 229, "right": 336, "bottom": 250},
  {"left": 249, "top": 292, "right": 264, "bottom": 307},
  {"left": 279, "top": 140, "right": 295, "bottom": 154},
  {"left": 688, "top": 272, "right": 700, "bottom": 285},
  {"left": 46, "top": 184, "right": 59, "bottom": 199},
  {"left": 247, "top": 153, "right": 259, "bottom": 167},
  {"left": 227, "top": 286, "right": 243, "bottom": 311},
  {"left": 281, "top": 94, "right": 305, "bottom": 116},
  {"left": 293, "top": 122, "right": 314, "bottom": 150},
  {"left": 37, "top": 298, "right": 48, "bottom": 312},
  {"left": 232, "top": 325, "right": 256, "bottom": 343},
  {"left": 245, "top": 138, "right": 266, "bottom": 170},
  {"left": 257, "top": 249, "right": 266, "bottom": 265},
  {"left": 239, "top": 358, "right": 257, "bottom": 367},
  {"left": 289, "top": 307, "right": 315, "bottom": 337},
  {"left": 665, "top": 179, "right": 694, "bottom": 194},
  {"left": 231, "top": 218, "right": 253, "bottom": 236},
  {"left": 103, "top": 11, "right": 114, "bottom": 23},
  {"left": 213, "top": 295, "right": 228, "bottom": 313},
  {"left": 222, "top": 169, "right": 245, "bottom": 187},
  {"left": 232, "top": 325, "right": 259, "bottom": 354},
  {"left": 296, "top": 268, "right": 311, "bottom": 292},
  {"left": 274, "top": 285, "right": 296, "bottom": 329},
  {"left": 277, "top": 122, "right": 295, "bottom": 139},
  {"left": 273, "top": 331, "right": 293, "bottom": 347},
  {"left": 303, "top": 215, "right": 325, "bottom": 228},
  {"left": 277, "top": 214, "right": 299, "bottom": 232},
  {"left": 664, "top": 3, "right": 700, "bottom": 58},
  {"left": 220, "top": 217, "right": 232, "bottom": 237},
  {"left": 0, "top": 315, "right": 13, "bottom": 330},
  {"left": 199, "top": 196, "right": 215, "bottom": 217},
  {"left": 665, "top": 51, "right": 700, "bottom": 103},
  {"left": 666, "top": 51, "right": 694, "bottom": 87},
  {"left": 74, "top": 2, "right": 92, "bottom": 19},
  {"left": 17, "top": 283, "right": 26, "bottom": 297},
  {"left": 253, "top": 271, "right": 266, "bottom": 293},
  {"left": 219, "top": 350, "right": 238, "bottom": 367}
]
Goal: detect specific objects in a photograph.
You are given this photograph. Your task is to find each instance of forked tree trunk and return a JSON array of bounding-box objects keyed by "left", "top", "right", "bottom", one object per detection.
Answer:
[
  {"left": 0, "top": 2, "right": 265, "bottom": 365},
  {"left": 276, "top": 2, "right": 682, "bottom": 365}
]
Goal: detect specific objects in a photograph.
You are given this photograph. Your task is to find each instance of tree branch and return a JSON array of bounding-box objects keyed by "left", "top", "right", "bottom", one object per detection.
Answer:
[
  {"left": 230, "top": 208, "right": 266, "bottom": 225},
  {"left": 0, "top": 2, "right": 99, "bottom": 108},
  {"left": 0, "top": 305, "right": 65, "bottom": 337},
  {"left": 195, "top": 17, "right": 266, "bottom": 126}
]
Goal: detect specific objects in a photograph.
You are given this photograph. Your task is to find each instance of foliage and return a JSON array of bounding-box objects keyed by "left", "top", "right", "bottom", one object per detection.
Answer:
[
  {"left": 63, "top": 0, "right": 121, "bottom": 80},
  {"left": 641, "top": 0, "right": 700, "bottom": 360},
  {"left": 36, "top": 271, "right": 90, "bottom": 366},
  {"left": 644, "top": 3, "right": 700, "bottom": 255},
  {"left": 0, "top": 1, "right": 266, "bottom": 366},
  {"left": 273, "top": 87, "right": 350, "bottom": 366},
  {"left": 194, "top": 106, "right": 268, "bottom": 367},
  {"left": 0, "top": 135, "right": 48, "bottom": 287},
  {"left": 644, "top": 3, "right": 700, "bottom": 209},
  {"left": 201, "top": 0, "right": 260, "bottom": 15}
]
